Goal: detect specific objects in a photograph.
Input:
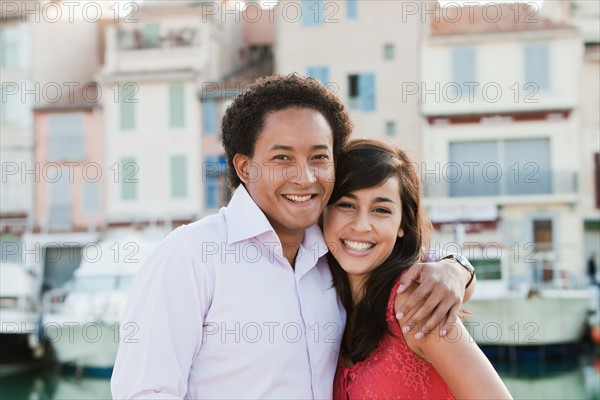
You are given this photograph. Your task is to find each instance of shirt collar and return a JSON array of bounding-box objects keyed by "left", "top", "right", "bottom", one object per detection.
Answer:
[
  {"left": 223, "top": 185, "right": 329, "bottom": 264},
  {"left": 223, "top": 184, "right": 277, "bottom": 245}
]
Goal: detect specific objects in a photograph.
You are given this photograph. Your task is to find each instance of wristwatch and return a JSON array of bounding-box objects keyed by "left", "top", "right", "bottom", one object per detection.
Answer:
[{"left": 440, "top": 253, "right": 475, "bottom": 289}]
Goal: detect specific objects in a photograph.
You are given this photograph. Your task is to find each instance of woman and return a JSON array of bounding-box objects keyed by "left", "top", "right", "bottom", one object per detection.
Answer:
[{"left": 323, "top": 139, "right": 512, "bottom": 399}]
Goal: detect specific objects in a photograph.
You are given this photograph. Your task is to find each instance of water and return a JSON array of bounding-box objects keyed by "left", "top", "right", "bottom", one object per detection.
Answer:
[{"left": 1, "top": 349, "right": 598, "bottom": 399}]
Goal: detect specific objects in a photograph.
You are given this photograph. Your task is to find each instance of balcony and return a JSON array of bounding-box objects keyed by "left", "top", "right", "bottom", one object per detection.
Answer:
[
  {"left": 423, "top": 169, "right": 578, "bottom": 203},
  {"left": 103, "top": 25, "right": 206, "bottom": 76}
]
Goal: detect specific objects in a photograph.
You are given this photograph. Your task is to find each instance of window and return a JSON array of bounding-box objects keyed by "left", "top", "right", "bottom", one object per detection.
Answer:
[
  {"left": 143, "top": 22, "right": 160, "bottom": 48},
  {"left": 504, "top": 139, "right": 551, "bottom": 195},
  {"left": 121, "top": 157, "right": 138, "bottom": 200},
  {"left": 348, "top": 73, "right": 376, "bottom": 111},
  {"left": 302, "top": 0, "right": 324, "bottom": 26},
  {"left": 451, "top": 47, "right": 477, "bottom": 101},
  {"left": 384, "top": 44, "right": 394, "bottom": 60},
  {"left": 49, "top": 171, "right": 71, "bottom": 229},
  {"left": 347, "top": 0, "right": 358, "bottom": 19},
  {"left": 1, "top": 25, "right": 19, "bottom": 68},
  {"left": 524, "top": 43, "right": 550, "bottom": 91},
  {"left": 119, "top": 84, "right": 136, "bottom": 131},
  {"left": 0, "top": 160, "right": 23, "bottom": 213},
  {"left": 83, "top": 181, "right": 100, "bottom": 214},
  {"left": 471, "top": 258, "right": 502, "bottom": 280},
  {"left": 449, "top": 141, "right": 499, "bottom": 197},
  {"left": 1, "top": 83, "right": 20, "bottom": 125},
  {"left": 170, "top": 155, "right": 187, "bottom": 198},
  {"left": 169, "top": 82, "right": 185, "bottom": 128},
  {"left": 385, "top": 121, "right": 396, "bottom": 137},
  {"left": 204, "top": 155, "right": 220, "bottom": 208},
  {"left": 449, "top": 138, "right": 552, "bottom": 197},
  {"left": 307, "top": 66, "right": 329, "bottom": 85},
  {"left": 595, "top": 153, "right": 600, "bottom": 209},
  {"left": 48, "top": 113, "right": 85, "bottom": 161},
  {"left": 202, "top": 100, "right": 217, "bottom": 135}
]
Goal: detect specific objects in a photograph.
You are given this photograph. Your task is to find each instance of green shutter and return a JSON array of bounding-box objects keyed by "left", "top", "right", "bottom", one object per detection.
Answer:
[
  {"left": 170, "top": 155, "right": 187, "bottom": 198},
  {"left": 169, "top": 82, "right": 185, "bottom": 128},
  {"left": 120, "top": 85, "right": 136, "bottom": 130},
  {"left": 121, "top": 157, "right": 137, "bottom": 200}
]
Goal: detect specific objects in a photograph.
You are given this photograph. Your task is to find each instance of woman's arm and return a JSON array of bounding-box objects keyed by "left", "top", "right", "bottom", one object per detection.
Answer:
[{"left": 398, "top": 286, "right": 512, "bottom": 400}]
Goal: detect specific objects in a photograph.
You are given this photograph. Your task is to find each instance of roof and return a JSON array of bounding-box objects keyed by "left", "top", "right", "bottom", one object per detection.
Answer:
[{"left": 431, "top": 3, "right": 575, "bottom": 36}]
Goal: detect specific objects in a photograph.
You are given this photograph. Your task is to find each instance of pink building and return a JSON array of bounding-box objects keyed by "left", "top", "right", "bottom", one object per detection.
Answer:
[{"left": 33, "top": 86, "right": 104, "bottom": 233}]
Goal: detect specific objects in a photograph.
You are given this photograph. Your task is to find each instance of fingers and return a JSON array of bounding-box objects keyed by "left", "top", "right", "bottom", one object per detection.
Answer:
[
  {"left": 396, "top": 279, "right": 434, "bottom": 334},
  {"left": 440, "top": 304, "right": 461, "bottom": 337},
  {"left": 403, "top": 284, "right": 447, "bottom": 339},
  {"left": 396, "top": 263, "right": 422, "bottom": 295},
  {"left": 415, "top": 295, "right": 454, "bottom": 339}
]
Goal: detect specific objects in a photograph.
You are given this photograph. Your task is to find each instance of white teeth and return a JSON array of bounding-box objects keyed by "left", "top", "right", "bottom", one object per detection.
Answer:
[
  {"left": 284, "top": 194, "right": 312, "bottom": 203},
  {"left": 342, "top": 240, "right": 374, "bottom": 252}
]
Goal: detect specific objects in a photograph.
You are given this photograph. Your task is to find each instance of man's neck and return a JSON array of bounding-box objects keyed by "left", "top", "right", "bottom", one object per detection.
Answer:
[{"left": 276, "top": 230, "right": 304, "bottom": 269}]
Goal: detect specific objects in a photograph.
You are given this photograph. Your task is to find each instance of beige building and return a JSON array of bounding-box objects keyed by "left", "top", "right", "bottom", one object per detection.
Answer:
[
  {"left": 1, "top": 8, "right": 34, "bottom": 235},
  {"left": 275, "top": 0, "right": 423, "bottom": 159},
  {"left": 96, "top": 1, "right": 243, "bottom": 227},
  {"left": 421, "top": 3, "right": 585, "bottom": 287}
]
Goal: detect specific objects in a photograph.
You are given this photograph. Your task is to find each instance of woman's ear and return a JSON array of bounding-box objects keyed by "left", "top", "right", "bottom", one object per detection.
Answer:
[
  {"left": 398, "top": 227, "right": 405, "bottom": 238},
  {"left": 232, "top": 154, "right": 251, "bottom": 184}
]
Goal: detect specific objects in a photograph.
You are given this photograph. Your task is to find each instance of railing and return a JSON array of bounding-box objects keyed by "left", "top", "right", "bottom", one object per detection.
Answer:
[
  {"left": 118, "top": 28, "right": 199, "bottom": 51},
  {"left": 423, "top": 169, "right": 578, "bottom": 198}
]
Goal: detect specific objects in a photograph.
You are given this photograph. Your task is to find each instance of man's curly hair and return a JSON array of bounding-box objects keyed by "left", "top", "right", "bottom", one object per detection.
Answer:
[{"left": 221, "top": 73, "right": 354, "bottom": 188}]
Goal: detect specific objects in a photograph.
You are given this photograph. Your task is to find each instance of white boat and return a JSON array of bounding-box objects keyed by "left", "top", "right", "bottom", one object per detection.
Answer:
[
  {"left": 42, "top": 235, "right": 159, "bottom": 374},
  {"left": 464, "top": 261, "right": 592, "bottom": 346},
  {"left": 0, "top": 261, "right": 45, "bottom": 376}
]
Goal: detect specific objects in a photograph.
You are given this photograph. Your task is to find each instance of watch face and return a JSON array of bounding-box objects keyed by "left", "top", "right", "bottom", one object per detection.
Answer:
[{"left": 456, "top": 254, "right": 474, "bottom": 273}]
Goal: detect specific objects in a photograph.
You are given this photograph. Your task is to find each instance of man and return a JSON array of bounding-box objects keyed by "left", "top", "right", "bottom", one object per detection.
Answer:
[{"left": 111, "top": 75, "right": 475, "bottom": 399}]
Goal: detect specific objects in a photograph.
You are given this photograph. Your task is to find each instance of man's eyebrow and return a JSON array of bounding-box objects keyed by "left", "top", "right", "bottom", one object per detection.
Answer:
[{"left": 270, "top": 144, "right": 331, "bottom": 151}]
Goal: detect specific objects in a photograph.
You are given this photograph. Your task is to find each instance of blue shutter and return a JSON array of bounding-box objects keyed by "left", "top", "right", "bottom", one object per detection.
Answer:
[
  {"left": 524, "top": 43, "right": 550, "bottom": 91},
  {"left": 302, "top": 0, "right": 323, "bottom": 26},
  {"left": 307, "top": 66, "right": 329, "bottom": 85},
  {"left": 49, "top": 170, "right": 71, "bottom": 228},
  {"left": 359, "top": 73, "right": 375, "bottom": 111},
  {"left": 204, "top": 155, "right": 219, "bottom": 208},
  {"left": 203, "top": 100, "right": 217, "bottom": 135},
  {"left": 83, "top": 181, "right": 100, "bottom": 214},
  {"left": 452, "top": 47, "right": 476, "bottom": 100},
  {"left": 347, "top": 0, "right": 358, "bottom": 20}
]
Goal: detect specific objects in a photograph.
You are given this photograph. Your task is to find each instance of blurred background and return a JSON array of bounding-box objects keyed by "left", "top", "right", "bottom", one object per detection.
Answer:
[{"left": 0, "top": 0, "right": 599, "bottom": 398}]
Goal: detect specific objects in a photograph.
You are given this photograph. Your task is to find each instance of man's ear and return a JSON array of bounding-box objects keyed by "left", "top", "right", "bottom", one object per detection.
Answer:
[{"left": 233, "top": 154, "right": 251, "bottom": 184}]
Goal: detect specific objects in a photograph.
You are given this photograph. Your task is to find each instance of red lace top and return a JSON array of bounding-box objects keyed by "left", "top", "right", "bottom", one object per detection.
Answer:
[{"left": 333, "top": 278, "right": 456, "bottom": 399}]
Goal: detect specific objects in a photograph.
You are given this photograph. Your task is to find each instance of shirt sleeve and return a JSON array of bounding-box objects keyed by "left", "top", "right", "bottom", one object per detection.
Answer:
[{"left": 111, "top": 240, "right": 212, "bottom": 399}]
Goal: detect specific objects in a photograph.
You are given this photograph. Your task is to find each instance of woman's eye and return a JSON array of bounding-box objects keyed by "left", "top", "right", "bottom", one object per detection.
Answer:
[
  {"left": 313, "top": 154, "right": 330, "bottom": 160},
  {"left": 337, "top": 202, "right": 354, "bottom": 209},
  {"left": 374, "top": 207, "right": 391, "bottom": 214}
]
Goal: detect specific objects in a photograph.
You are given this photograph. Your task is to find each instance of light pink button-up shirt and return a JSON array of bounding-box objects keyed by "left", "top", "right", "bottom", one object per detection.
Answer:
[{"left": 111, "top": 185, "right": 346, "bottom": 399}]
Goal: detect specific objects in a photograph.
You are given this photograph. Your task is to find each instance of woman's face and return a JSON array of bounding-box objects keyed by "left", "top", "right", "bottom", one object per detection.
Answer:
[{"left": 323, "top": 177, "right": 404, "bottom": 288}]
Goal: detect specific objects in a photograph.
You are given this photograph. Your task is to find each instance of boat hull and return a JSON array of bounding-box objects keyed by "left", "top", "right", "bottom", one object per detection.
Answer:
[
  {"left": 464, "top": 290, "right": 591, "bottom": 345},
  {"left": 43, "top": 317, "right": 119, "bottom": 370}
]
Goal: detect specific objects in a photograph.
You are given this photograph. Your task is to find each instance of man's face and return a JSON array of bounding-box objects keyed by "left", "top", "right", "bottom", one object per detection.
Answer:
[{"left": 234, "top": 107, "right": 335, "bottom": 240}]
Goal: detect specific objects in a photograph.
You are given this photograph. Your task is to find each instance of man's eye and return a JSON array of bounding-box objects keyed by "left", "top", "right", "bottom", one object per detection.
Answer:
[
  {"left": 313, "top": 154, "right": 330, "bottom": 160},
  {"left": 273, "top": 155, "right": 289, "bottom": 161}
]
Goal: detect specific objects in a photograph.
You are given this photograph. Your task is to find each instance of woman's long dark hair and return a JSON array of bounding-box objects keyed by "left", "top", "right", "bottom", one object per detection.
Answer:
[{"left": 327, "top": 139, "right": 431, "bottom": 363}]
